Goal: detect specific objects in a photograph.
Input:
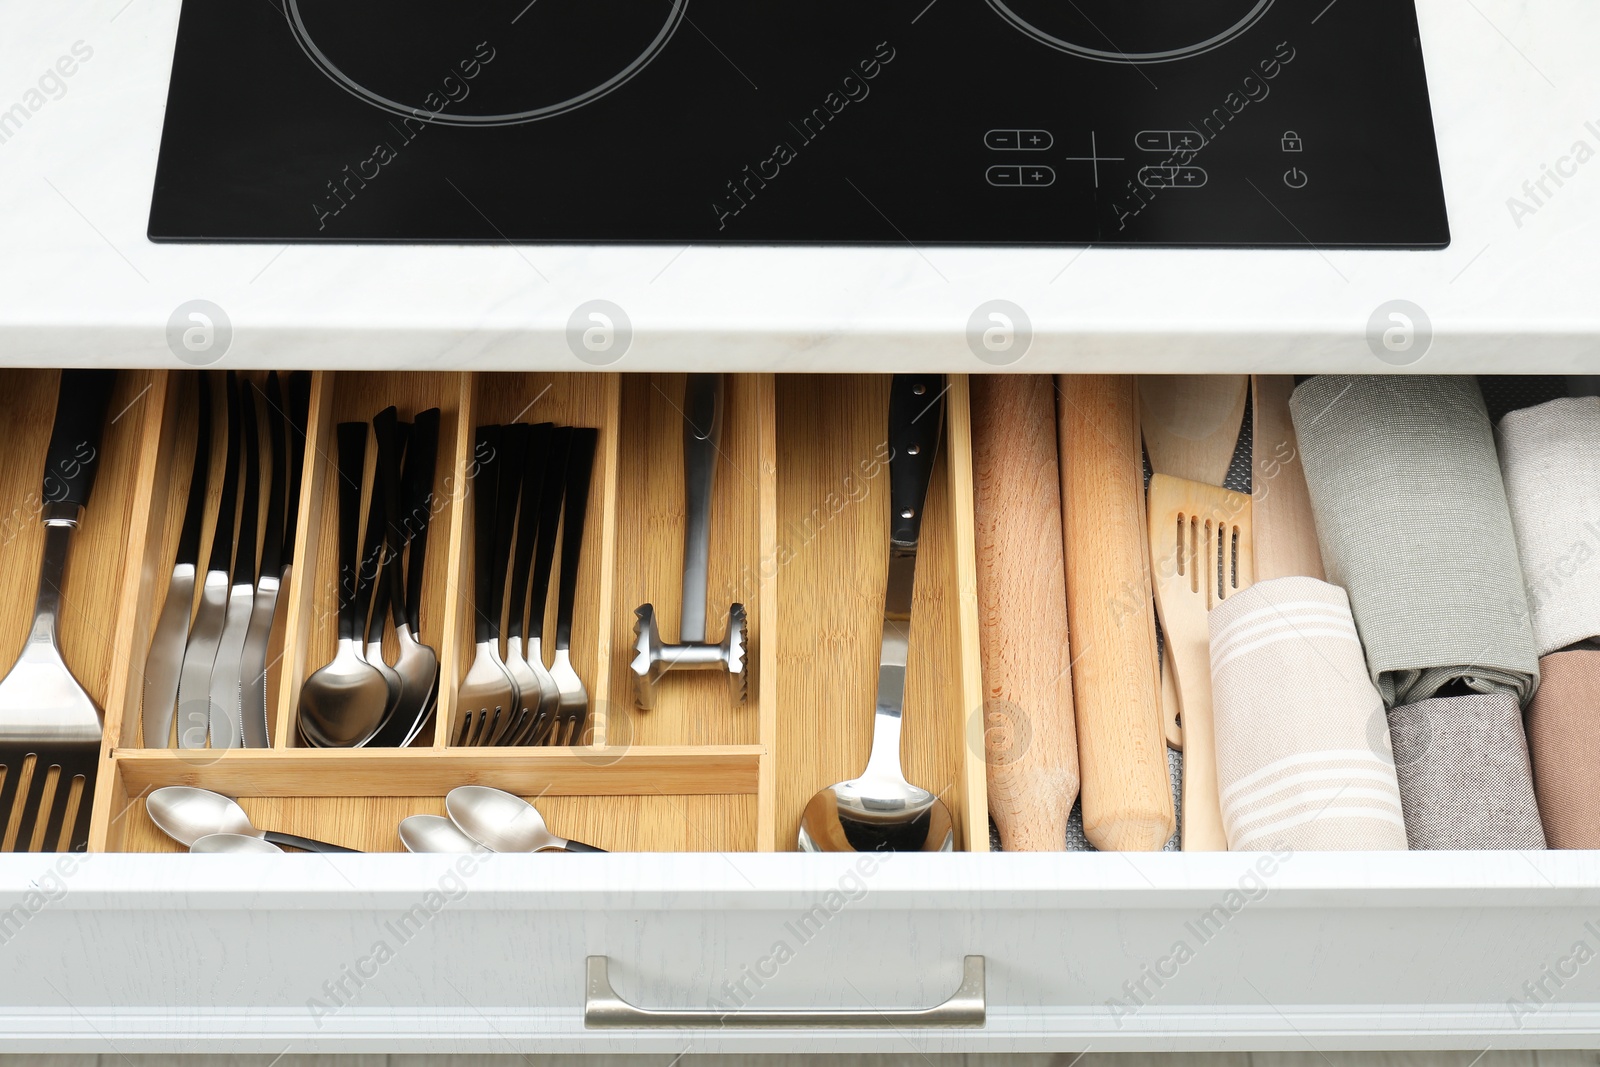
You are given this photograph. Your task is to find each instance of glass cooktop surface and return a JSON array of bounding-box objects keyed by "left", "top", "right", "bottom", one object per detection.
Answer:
[{"left": 148, "top": 0, "right": 1450, "bottom": 247}]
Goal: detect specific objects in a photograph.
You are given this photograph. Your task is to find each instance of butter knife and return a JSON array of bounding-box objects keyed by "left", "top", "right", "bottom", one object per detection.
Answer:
[
  {"left": 141, "top": 373, "right": 211, "bottom": 747},
  {"left": 176, "top": 371, "right": 238, "bottom": 749},
  {"left": 208, "top": 378, "right": 261, "bottom": 749},
  {"left": 239, "top": 373, "right": 286, "bottom": 748}
]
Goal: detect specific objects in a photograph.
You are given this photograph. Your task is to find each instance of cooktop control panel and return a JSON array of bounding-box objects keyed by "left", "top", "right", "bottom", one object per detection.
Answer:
[{"left": 149, "top": 0, "right": 1450, "bottom": 247}]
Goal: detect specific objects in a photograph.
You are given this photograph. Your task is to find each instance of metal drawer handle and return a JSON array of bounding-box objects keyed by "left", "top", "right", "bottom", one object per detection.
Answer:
[{"left": 584, "top": 954, "right": 985, "bottom": 1029}]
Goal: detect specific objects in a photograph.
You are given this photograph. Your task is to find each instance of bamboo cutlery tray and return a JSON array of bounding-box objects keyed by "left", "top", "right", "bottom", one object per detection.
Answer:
[{"left": 1, "top": 370, "right": 986, "bottom": 854}]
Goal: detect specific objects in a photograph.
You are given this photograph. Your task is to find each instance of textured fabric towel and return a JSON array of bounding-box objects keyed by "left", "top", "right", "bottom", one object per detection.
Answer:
[
  {"left": 1497, "top": 397, "right": 1600, "bottom": 655},
  {"left": 1208, "top": 576, "right": 1408, "bottom": 851},
  {"left": 1388, "top": 692, "right": 1546, "bottom": 849},
  {"left": 1289, "top": 375, "right": 1539, "bottom": 707},
  {"left": 1525, "top": 650, "right": 1600, "bottom": 849}
]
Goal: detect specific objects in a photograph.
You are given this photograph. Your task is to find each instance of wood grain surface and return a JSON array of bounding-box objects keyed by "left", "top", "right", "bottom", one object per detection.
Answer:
[{"left": 1251, "top": 374, "right": 1325, "bottom": 582}]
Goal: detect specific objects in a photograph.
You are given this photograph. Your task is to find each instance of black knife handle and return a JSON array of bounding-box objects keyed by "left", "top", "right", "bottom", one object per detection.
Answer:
[
  {"left": 507, "top": 422, "right": 552, "bottom": 641},
  {"left": 282, "top": 371, "right": 312, "bottom": 561},
  {"left": 258, "top": 371, "right": 288, "bottom": 579},
  {"left": 555, "top": 428, "right": 598, "bottom": 650},
  {"left": 41, "top": 369, "right": 117, "bottom": 511},
  {"left": 261, "top": 830, "right": 360, "bottom": 854},
  {"left": 490, "top": 423, "right": 531, "bottom": 637},
  {"left": 529, "top": 427, "right": 571, "bottom": 644},
  {"left": 352, "top": 409, "right": 398, "bottom": 645},
  {"left": 401, "top": 409, "right": 441, "bottom": 635},
  {"left": 887, "top": 374, "right": 945, "bottom": 550},
  {"left": 471, "top": 426, "right": 501, "bottom": 646},
  {"left": 367, "top": 407, "right": 404, "bottom": 639},
  {"left": 206, "top": 372, "right": 242, "bottom": 575},
  {"left": 232, "top": 382, "right": 261, "bottom": 586},
  {"left": 334, "top": 422, "right": 367, "bottom": 643},
  {"left": 175, "top": 373, "right": 213, "bottom": 567},
  {"left": 561, "top": 838, "right": 607, "bottom": 853}
]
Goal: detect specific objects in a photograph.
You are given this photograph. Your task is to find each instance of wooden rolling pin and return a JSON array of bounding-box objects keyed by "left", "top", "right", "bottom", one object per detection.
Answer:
[
  {"left": 970, "top": 376, "right": 1079, "bottom": 851},
  {"left": 1058, "top": 375, "right": 1176, "bottom": 851}
]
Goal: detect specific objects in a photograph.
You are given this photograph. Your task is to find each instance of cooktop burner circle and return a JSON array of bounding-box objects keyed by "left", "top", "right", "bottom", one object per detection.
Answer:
[
  {"left": 985, "top": 0, "right": 1275, "bottom": 64},
  {"left": 286, "top": 0, "right": 687, "bottom": 126}
]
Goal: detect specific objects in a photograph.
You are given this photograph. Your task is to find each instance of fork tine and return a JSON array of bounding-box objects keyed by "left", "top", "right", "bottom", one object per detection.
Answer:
[{"left": 11, "top": 757, "right": 54, "bottom": 852}]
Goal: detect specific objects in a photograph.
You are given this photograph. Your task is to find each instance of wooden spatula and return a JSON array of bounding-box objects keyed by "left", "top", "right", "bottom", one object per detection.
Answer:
[
  {"left": 1059, "top": 375, "right": 1175, "bottom": 851},
  {"left": 1148, "top": 473, "right": 1253, "bottom": 851},
  {"left": 971, "top": 376, "right": 1078, "bottom": 852},
  {"left": 1250, "top": 375, "right": 1324, "bottom": 581},
  {"left": 1138, "top": 375, "right": 1248, "bottom": 750}
]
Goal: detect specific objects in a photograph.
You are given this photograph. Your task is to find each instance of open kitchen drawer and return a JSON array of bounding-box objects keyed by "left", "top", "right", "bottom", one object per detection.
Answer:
[{"left": 0, "top": 370, "right": 1596, "bottom": 1054}]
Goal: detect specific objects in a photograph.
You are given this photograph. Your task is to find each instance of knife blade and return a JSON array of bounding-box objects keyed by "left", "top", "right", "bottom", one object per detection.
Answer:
[
  {"left": 239, "top": 372, "right": 287, "bottom": 748},
  {"left": 176, "top": 371, "right": 238, "bottom": 749},
  {"left": 208, "top": 378, "right": 261, "bottom": 750},
  {"left": 141, "top": 373, "right": 211, "bottom": 747}
]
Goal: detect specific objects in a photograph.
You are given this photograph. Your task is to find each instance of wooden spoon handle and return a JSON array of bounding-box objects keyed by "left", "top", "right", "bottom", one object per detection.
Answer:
[
  {"left": 1058, "top": 375, "right": 1175, "bottom": 851},
  {"left": 970, "top": 375, "right": 1079, "bottom": 852}
]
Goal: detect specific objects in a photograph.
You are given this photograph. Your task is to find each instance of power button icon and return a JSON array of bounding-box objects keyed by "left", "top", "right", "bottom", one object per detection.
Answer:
[{"left": 1283, "top": 167, "right": 1309, "bottom": 189}]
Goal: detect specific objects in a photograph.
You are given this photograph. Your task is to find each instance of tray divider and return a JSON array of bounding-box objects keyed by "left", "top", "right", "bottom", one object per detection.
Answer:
[
  {"left": 588, "top": 372, "right": 622, "bottom": 747},
  {"left": 755, "top": 373, "right": 779, "bottom": 851},
  {"left": 943, "top": 375, "right": 990, "bottom": 852},
  {"left": 432, "top": 372, "right": 476, "bottom": 749}
]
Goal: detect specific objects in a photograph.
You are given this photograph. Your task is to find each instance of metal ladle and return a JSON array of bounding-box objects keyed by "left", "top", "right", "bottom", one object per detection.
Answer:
[
  {"left": 799, "top": 375, "right": 954, "bottom": 853},
  {"left": 146, "top": 786, "right": 359, "bottom": 853},
  {"left": 445, "top": 785, "right": 606, "bottom": 852},
  {"left": 398, "top": 814, "right": 483, "bottom": 853},
  {"left": 298, "top": 423, "right": 390, "bottom": 747}
]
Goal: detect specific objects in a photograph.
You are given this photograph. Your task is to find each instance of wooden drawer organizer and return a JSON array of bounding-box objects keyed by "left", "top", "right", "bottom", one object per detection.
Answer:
[{"left": 60, "top": 371, "right": 986, "bottom": 854}]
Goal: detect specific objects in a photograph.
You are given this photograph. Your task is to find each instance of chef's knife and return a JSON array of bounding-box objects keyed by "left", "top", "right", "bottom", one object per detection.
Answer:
[
  {"left": 141, "top": 373, "right": 211, "bottom": 747},
  {"left": 239, "top": 372, "right": 286, "bottom": 748},
  {"left": 207, "top": 378, "right": 261, "bottom": 749},
  {"left": 176, "top": 371, "right": 238, "bottom": 749}
]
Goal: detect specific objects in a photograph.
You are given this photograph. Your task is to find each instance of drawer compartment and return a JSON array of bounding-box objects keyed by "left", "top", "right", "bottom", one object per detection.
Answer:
[{"left": 84, "top": 371, "right": 986, "bottom": 854}]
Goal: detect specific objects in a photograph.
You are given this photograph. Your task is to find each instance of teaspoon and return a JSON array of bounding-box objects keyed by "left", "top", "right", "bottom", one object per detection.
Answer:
[
  {"left": 445, "top": 785, "right": 605, "bottom": 852},
  {"left": 399, "top": 814, "right": 485, "bottom": 853},
  {"left": 191, "top": 833, "right": 283, "bottom": 854},
  {"left": 147, "top": 786, "right": 359, "bottom": 853}
]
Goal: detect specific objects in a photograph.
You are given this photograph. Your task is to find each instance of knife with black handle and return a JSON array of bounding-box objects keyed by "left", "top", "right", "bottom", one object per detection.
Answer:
[
  {"left": 177, "top": 371, "right": 238, "bottom": 749},
  {"left": 239, "top": 373, "right": 287, "bottom": 748},
  {"left": 207, "top": 378, "right": 260, "bottom": 750}
]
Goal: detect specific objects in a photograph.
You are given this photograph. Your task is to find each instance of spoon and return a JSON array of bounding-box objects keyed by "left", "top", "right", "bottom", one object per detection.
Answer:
[
  {"left": 146, "top": 786, "right": 359, "bottom": 853},
  {"left": 399, "top": 814, "right": 484, "bottom": 853},
  {"left": 799, "top": 375, "right": 954, "bottom": 853},
  {"left": 298, "top": 422, "right": 391, "bottom": 747},
  {"left": 190, "top": 833, "right": 283, "bottom": 854},
  {"left": 445, "top": 785, "right": 605, "bottom": 852}
]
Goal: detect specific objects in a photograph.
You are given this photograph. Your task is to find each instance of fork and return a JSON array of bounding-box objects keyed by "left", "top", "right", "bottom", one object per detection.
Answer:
[
  {"left": 0, "top": 371, "right": 116, "bottom": 853},
  {"left": 456, "top": 426, "right": 515, "bottom": 746},
  {"left": 547, "top": 428, "right": 598, "bottom": 746}
]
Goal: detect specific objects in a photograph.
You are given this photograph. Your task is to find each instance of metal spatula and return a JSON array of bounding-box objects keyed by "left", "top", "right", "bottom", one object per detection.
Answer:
[
  {"left": 0, "top": 370, "right": 116, "bottom": 852},
  {"left": 1148, "top": 472, "right": 1253, "bottom": 852}
]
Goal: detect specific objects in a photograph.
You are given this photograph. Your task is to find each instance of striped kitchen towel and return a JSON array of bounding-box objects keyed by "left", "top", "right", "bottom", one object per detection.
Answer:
[{"left": 1208, "top": 576, "right": 1408, "bottom": 851}]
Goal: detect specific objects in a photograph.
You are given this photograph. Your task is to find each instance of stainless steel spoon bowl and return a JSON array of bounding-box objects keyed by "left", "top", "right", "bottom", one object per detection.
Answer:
[
  {"left": 399, "top": 814, "right": 483, "bottom": 853},
  {"left": 445, "top": 785, "right": 605, "bottom": 852},
  {"left": 190, "top": 832, "right": 283, "bottom": 854},
  {"left": 147, "top": 786, "right": 359, "bottom": 853},
  {"left": 798, "top": 375, "right": 954, "bottom": 854}
]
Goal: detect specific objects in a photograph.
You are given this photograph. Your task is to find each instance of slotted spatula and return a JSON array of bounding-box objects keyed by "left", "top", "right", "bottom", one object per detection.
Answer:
[
  {"left": 0, "top": 370, "right": 116, "bottom": 852},
  {"left": 1148, "top": 472, "right": 1253, "bottom": 852},
  {"left": 1139, "top": 375, "right": 1248, "bottom": 750}
]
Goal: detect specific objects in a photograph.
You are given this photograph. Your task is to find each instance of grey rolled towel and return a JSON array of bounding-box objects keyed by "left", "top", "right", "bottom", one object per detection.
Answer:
[
  {"left": 1289, "top": 375, "right": 1539, "bottom": 707},
  {"left": 1388, "top": 692, "right": 1546, "bottom": 849}
]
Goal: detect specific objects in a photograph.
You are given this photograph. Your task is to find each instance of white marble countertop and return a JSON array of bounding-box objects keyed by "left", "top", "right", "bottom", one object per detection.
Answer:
[{"left": 2, "top": 0, "right": 1597, "bottom": 373}]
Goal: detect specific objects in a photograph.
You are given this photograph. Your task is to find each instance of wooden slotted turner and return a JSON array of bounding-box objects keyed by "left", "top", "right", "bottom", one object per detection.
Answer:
[
  {"left": 1148, "top": 473, "right": 1253, "bottom": 852},
  {"left": 1138, "top": 375, "right": 1248, "bottom": 750}
]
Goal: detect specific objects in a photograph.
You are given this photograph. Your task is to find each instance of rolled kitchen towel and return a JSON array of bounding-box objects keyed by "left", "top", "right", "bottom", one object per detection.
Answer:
[
  {"left": 1388, "top": 692, "right": 1546, "bottom": 849},
  {"left": 1525, "top": 650, "right": 1600, "bottom": 849},
  {"left": 1208, "top": 577, "right": 1408, "bottom": 851},
  {"left": 1496, "top": 397, "right": 1600, "bottom": 655},
  {"left": 1289, "top": 375, "right": 1539, "bottom": 707}
]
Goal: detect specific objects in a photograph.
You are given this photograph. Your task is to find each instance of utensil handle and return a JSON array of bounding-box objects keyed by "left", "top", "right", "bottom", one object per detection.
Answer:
[
  {"left": 401, "top": 408, "right": 441, "bottom": 635},
  {"left": 529, "top": 427, "right": 572, "bottom": 642},
  {"left": 334, "top": 423, "right": 368, "bottom": 643},
  {"left": 207, "top": 372, "right": 242, "bottom": 575},
  {"left": 261, "top": 830, "right": 360, "bottom": 854},
  {"left": 507, "top": 423, "right": 552, "bottom": 640},
  {"left": 490, "top": 423, "right": 531, "bottom": 635},
  {"left": 888, "top": 374, "right": 944, "bottom": 551},
  {"left": 560, "top": 838, "right": 607, "bottom": 853},
  {"left": 471, "top": 426, "right": 501, "bottom": 645},
  {"left": 282, "top": 371, "right": 312, "bottom": 561},
  {"left": 555, "top": 428, "right": 598, "bottom": 650},
  {"left": 258, "top": 371, "right": 288, "bottom": 579},
  {"left": 584, "top": 955, "right": 985, "bottom": 1029},
  {"left": 680, "top": 374, "right": 722, "bottom": 643},
  {"left": 970, "top": 375, "right": 1079, "bottom": 852},
  {"left": 175, "top": 372, "right": 213, "bottom": 566},
  {"left": 41, "top": 369, "right": 117, "bottom": 512},
  {"left": 231, "top": 382, "right": 261, "bottom": 585}
]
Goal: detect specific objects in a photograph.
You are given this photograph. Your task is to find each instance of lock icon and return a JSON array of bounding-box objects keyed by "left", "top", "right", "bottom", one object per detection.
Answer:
[{"left": 1281, "top": 130, "right": 1303, "bottom": 152}]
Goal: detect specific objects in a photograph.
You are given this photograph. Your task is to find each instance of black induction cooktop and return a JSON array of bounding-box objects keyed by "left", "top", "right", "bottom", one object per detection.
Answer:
[{"left": 148, "top": 0, "right": 1451, "bottom": 247}]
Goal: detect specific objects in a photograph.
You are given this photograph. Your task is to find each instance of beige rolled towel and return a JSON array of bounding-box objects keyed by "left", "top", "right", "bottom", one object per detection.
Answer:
[
  {"left": 1525, "top": 649, "right": 1600, "bottom": 849},
  {"left": 1208, "top": 576, "right": 1408, "bottom": 851}
]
